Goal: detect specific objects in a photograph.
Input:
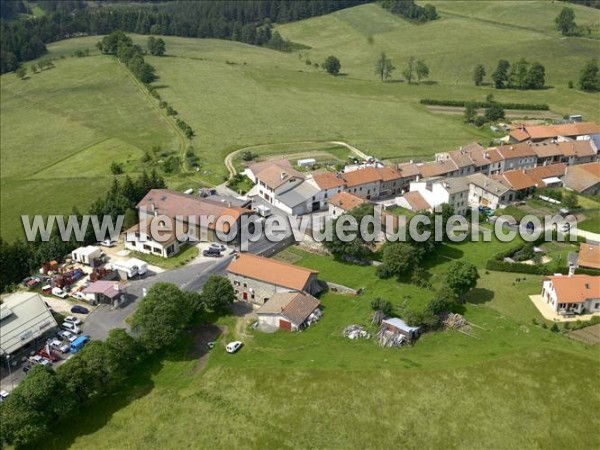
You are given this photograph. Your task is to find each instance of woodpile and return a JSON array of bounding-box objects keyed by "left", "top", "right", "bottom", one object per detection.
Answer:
[
  {"left": 376, "top": 328, "right": 405, "bottom": 348},
  {"left": 343, "top": 325, "right": 371, "bottom": 340},
  {"left": 441, "top": 312, "right": 468, "bottom": 329}
]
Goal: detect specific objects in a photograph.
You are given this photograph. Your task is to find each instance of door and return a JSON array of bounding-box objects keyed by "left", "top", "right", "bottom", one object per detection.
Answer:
[
  {"left": 242, "top": 292, "right": 248, "bottom": 301},
  {"left": 279, "top": 319, "right": 292, "bottom": 331}
]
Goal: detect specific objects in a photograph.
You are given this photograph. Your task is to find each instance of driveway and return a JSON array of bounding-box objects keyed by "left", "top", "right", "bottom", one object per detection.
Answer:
[{"left": 83, "top": 255, "right": 235, "bottom": 340}]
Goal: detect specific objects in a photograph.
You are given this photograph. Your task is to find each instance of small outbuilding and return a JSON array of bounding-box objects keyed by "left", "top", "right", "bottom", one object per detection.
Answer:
[
  {"left": 82, "top": 280, "right": 127, "bottom": 307},
  {"left": 256, "top": 291, "right": 321, "bottom": 331},
  {"left": 381, "top": 318, "right": 421, "bottom": 343}
]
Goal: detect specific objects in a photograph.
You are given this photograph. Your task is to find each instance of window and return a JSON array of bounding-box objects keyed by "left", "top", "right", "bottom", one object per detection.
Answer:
[
  {"left": 324, "top": 193, "right": 328, "bottom": 198},
  {"left": 234, "top": 281, "right": 240, "bottom": 286},
  {"left": 595, "top": 302, "right": 600, "bottom": 309},
  {"left": 243, "top": 283, "right": 248, "bottom": 288},
  {"left": 143, "top": 244, "right": 152, "bottom": 251}
]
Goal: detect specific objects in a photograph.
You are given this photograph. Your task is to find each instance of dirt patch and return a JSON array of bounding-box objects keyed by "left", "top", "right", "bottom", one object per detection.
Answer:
[
  {"left": 190, "top": 323, "right": 224, "bottom": 372},
  {"left": 568, "top": 323, "right": 600, "bottom": 346}
]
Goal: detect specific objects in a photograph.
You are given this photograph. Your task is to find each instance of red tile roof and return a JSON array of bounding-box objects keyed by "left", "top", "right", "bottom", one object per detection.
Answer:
[
  {"left": 257, "top": 292, "right": 320, "bottom": 326},
  {"left": 329, "top": 192, "right": 369, "bottom": 212},
  {"left": 227, "top": 253, "right": 318, "bottom": 291},
  {"left": 546, "top": 275, "right": 599, "bottom": 303},
  {"left": 402, "top": 191, "right": 431, "bottom": 211}
]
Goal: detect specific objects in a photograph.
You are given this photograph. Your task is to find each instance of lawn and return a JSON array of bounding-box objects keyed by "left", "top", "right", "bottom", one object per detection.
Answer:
[
  {"left": 130, "top": 244, "right": 199, "bottom": 270},
  {"left": 35, "top": 242, "right": 600, "bottom": 449}
]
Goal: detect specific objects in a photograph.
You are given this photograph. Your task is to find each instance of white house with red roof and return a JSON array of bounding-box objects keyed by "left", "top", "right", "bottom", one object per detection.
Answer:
[{"left": 541, "top": 274, "right": 600, "bottom": 314}]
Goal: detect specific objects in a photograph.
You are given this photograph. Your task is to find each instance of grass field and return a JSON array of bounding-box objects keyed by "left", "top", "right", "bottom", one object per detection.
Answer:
[
  {"left": 36, "top": 240, "right": 600, "bottom": 449},
  {"left": 2, "top": 2, "right": 599, "bottom": 241},
  {"left": 0, "top": 54, "right": 178, "bottom": 239}
]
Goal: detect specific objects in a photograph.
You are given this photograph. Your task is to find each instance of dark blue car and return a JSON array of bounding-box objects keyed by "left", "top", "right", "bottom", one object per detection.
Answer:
[{"left": 71, "top": 305, "right": 89, "bottom": 314}]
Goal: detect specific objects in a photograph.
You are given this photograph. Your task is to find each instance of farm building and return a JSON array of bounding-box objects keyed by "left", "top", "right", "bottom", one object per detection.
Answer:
[
  {"left": 226, "top": 253, "right": 321, "bottom": 305},
  {"left": 562, "top": 163, "right": 600, "bottom": 195},
  {"left": 381, "top": 318, "right": 421, "bottom": 343},
  {"left": 541, "top": 274, "right": 600, "bottom": 315},
  {"left": 71, "top": 246, "right": 102, "bottom": 266},
  {"left": 82, "top": 280, "right": 127, "bottom": 307},
  {"left": 256, "top": 291, "right": 321, "bottom": 331},
  {"left": 136, "top": 189, "right": 252, "bottom": 243},
  {"left": 0, "top": 292, "right": 58, "bottom": 362}
]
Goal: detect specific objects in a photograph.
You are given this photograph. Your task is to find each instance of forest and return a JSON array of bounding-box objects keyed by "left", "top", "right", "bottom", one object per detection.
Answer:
[{"left": 0, "top": 0, "right": 371, "bottom": 73}]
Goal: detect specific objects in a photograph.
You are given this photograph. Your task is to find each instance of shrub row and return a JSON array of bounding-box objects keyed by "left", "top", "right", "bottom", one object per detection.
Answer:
[{"left": 420, "top": 98, "right": 549, "bottom": 111}]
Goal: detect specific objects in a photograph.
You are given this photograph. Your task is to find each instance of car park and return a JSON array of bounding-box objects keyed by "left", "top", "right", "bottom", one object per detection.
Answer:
[
  {"left": 58, "top": 330, "right": 78, "bottom": 342},
  {"left": 49, "top": 339, "right": 70, "bottom": 354},
  {"left": 29, "top": 355, "right": 52, "bottom": 366},
  {"left": 71, "top": 305, "right": 90, "bottom": 314},
  {"left": 52, "top": 287, "right": 68, "bottom": 299},
  {"left": 64, "top": 315, "right": 82, "bottom": 326},
  {"left": 226, "top": 341, "right": 243, "bottom": 354}
]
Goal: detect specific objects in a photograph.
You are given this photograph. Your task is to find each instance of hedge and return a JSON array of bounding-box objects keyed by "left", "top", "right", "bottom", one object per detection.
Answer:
[
  {"left": 420, "top": 99, "right": 550, "bottom": 111},
  {"left": 485, "top": 259, "right": 569, "bottom": 275}
]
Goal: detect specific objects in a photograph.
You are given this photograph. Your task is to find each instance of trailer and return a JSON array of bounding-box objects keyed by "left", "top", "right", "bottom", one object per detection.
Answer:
[
  {"left": 71, "top": 246, "right": 102, "bottom": 266},
  {"left": 112, "top": 258, "right": 148, "bottom": 279}
]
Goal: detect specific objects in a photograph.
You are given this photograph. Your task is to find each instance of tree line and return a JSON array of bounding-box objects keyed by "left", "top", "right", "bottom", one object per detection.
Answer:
[
  {"left": 0, "top": 170, "right": 166, "bottom": 292},
  {"left": 0, "top": 0, "right": 370, "bottom": 73},
  {"left": 97, "top": 31, "right": 157, "bottom": 83},
  {"left": 379, "top": 0, "right": 438, "bottom": 22},
  {"left": 0, "top": 277, "right": 236, "bottom": 448}
]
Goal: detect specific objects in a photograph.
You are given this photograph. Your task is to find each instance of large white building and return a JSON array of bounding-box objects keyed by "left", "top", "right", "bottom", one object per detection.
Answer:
[{"left": 0, "top": 292, "right": 58, "bottom": 359}]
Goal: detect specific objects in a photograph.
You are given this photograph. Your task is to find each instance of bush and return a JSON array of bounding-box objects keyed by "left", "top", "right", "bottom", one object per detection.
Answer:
[
  {"left": 550, "top": 323, "right": 560, "bottom": 333},
  {"left": 110, "top": 162, "right": 124, "bottom": 174},
  {"left": 419, "top": 98, "right": 549, "bottom": 110},
  {"left": 474, "top": 116, "right": 486, "bottom": 127}
]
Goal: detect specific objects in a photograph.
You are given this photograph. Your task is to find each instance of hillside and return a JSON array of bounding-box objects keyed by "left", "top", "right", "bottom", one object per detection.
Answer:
[{"left": 1, "top": 1, "right": 599, "bottom": 240}]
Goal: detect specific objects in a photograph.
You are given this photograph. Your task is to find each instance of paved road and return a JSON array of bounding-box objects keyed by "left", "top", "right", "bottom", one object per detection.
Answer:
[{"left": 83, "top": 255, "right": 234, "bottom": 340}]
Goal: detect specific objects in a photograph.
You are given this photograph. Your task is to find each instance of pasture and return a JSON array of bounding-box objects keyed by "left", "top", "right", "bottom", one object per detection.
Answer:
[{"left": 2, "top": 1, "right": 599, "bottom": 240}]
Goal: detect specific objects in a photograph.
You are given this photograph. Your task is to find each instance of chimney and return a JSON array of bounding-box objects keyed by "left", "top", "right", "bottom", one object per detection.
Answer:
[
  {"left": 113, "top": 283, "right": 119, "bottom": 292},
  {"left": 151, "top": 203, "right": 156, "bottom": 212},
  {"left": 280, "top": 172, "right": 287, "bottom": 180}
]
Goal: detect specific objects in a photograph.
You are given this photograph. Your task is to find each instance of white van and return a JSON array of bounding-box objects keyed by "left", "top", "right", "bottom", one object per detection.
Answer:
[{"left": 52, "top": 287, "right": 68, "bottom": 299}]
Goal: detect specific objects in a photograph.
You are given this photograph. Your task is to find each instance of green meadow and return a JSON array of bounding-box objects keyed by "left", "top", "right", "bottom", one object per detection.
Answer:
[
  {"left": 2, "top": 1, "right": 599, "bottom": 240},
  {"left": 36, "top": 239, "right": 599, "bottom": 449}
]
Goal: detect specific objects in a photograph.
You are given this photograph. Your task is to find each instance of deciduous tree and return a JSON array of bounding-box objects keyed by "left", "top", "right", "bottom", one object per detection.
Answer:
[
  {"left": 579, "top": 59, "right": 600, "bottom": 92},
  {"left": 445, "top": 261, "right": 479, "bottom": 303},
  {"left": 555, "top": 7, "right": 576, "bottom": 35},
  {"left": 473, "top": 64, "right": 486, "bottom": 86},
  {"left": 323, "top": 55, "right": 341, "bottom": 75},
  {"left": 375, "top": 51, "right": 395, "bottom": 81},
  {"left": 200, "top": 275, "right": 235, "bottom": 311},
  {"left": 415, "top": 59, "right": 429, "bottom": 83}
]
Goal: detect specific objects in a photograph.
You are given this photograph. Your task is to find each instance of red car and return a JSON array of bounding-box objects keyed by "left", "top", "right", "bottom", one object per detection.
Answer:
[{"left": 37, "top": 348, "right": 60, "bottom": 362}]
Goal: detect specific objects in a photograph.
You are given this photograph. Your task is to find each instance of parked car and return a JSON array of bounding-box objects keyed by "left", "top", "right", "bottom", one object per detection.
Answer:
[
  {"left": 100, "top": 239, "right": 116, "bottom": 247},
  {"left": 64, "top": 315, "right": 82, "bottom": 326},
  {"left": 52, "top": 287, "right": 68, "bottom": 299},
  {"left": 37, "top": 348, "right": 60, "bottom": 362},
  {"left": 49, "top": 339, "right": 70, "bottom": 354},
  {"left": 29, "top": 355, "right": 51, "bottom": 366},
  {"left": 61, "top": 322, "right": 81, "bottom": 334},
  {"left": 71, "top": 305, "right": 89, "bottom": 314},
  {"left": 71, "top": 291, "right": 87, "bottom": 301},
  {"left": 58, "top": 330, "right": 77, "bottom": 343},
  {"left": 226, "top": 341, "right": 243, "bottom": 354},
  {"left": 209, "top": 243, "right": 226, "bottom": 251},
  {"left": 0, "top": 390, "right": 9, "bottom": 402},
  {"left": 203, "top": 247, "right": 221, "bottom": 258}
]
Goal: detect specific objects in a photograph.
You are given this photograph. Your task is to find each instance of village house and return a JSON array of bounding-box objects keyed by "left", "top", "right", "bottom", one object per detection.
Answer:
[
  {"left": 408, "top": 176, "right": 470, "bottom": 215},
  {"left": 256, "top": 291, "right": 321, "bottom": 331},
  {"left": 82, "top": 280, "right": 127, "bottom": 307},
  {"left": 509, "top": 122, "right": 600, "bottom": 145},
  {"left": 226, "top": 253, "right": 321, "bottom": 305},
  {"left": 541, "top": 274, "right": 600, "bottom": 315},
  {"left": 491, "top": 164, "right": 566, "bottom": 198},
  {"left": 493, "top": 143, "right": 537, "bottom": 172},
  {"left": 125, "top": 217, "right": 182, "bottom": 258},
  {"left": 135, "top": 189, "right": 252, "bottom": 244},
  {"left": 466, "top": 173, "right": 514, "bottom": 209},
  {"left": 328, "top": 191, "right": 369, "bottom": 216},
  {"left": 562, "top": 162, "right": 600, "bottom": 195},
  {"left": 576, "top": 243, "right": 600, "bottom": 270}
]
